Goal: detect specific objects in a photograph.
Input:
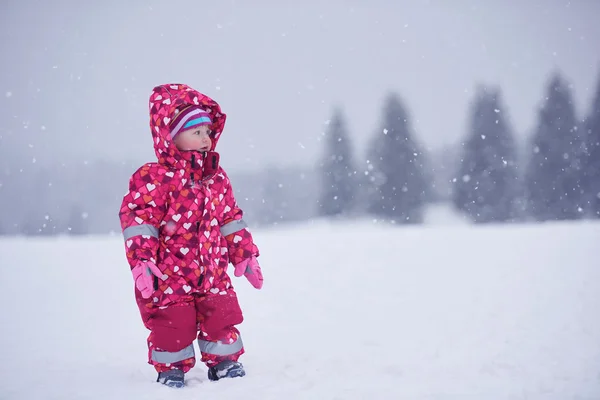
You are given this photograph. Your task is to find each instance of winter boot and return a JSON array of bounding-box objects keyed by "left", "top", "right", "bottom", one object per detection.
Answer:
[
  {"left": 207, "top": 360, "right": 246, "bottom": 381},
  {"left": 156, "top": 368, "right": 185, "bottom": 388}
]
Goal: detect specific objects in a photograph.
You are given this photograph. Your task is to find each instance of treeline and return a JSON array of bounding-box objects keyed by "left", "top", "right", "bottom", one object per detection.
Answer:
[
  {"left": 1, "top": 69, "right": 599, "bottom": 235},
  {"left": 318, "top": 70, "right": 600, "bottom": 224}
]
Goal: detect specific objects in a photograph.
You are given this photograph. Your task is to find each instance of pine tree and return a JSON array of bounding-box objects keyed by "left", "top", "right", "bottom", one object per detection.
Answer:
[
  {"left": 317, "top": 107, "right": 357, "bottom": 217},
  {"left": 452, "top": 86, "right": 519, "bottom": 223},
  {"left": 582, "top": 71, "right": 600, "bottom": 217},
  {"left": 525, "top": 72, "right": 586, "bottom": 221},
  {"left": 365, "top": 93, "right": 428, "bottom": 224}
]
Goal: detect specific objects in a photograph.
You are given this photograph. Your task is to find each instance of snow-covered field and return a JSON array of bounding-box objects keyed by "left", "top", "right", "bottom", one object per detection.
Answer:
[{"left": 1, "top": 218, "right": 599, "bottom": 399}]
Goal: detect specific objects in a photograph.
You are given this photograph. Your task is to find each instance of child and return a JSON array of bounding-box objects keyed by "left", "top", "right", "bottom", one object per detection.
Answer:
[{"left": 119, "top": 83, "right": 263, "bottom": 388}]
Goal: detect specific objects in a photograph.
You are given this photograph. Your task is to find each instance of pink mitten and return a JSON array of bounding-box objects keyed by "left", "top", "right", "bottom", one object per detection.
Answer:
[
  {"left": 132, "top": 260, "right": 165, "bottom": 299},
  {"left": 234, "top": 256, "right": 263, "bottom": 289}
]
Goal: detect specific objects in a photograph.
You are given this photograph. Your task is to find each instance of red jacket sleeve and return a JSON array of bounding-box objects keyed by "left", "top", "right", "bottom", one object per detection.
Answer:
[
  {"left": 215, "top": 169, "right": 259, "bottom": 265},
  {"left": 118, "top": 164, "right": 167, "bottom": 269}
]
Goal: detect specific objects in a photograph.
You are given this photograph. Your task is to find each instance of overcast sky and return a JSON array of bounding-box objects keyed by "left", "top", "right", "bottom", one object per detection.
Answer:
[{"left": 2, "top": 0, "right": 600, "bottom": 173}]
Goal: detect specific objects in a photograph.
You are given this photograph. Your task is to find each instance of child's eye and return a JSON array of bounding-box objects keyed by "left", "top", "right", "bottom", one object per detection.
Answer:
[{"left": 194, "top": 130, "right": 201, "bottom": 135}]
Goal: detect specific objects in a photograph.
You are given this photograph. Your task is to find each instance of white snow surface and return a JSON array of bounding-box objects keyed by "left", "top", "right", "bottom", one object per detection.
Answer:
[{"left": 1, "top": 219, "right": 600, "bottom": 399}]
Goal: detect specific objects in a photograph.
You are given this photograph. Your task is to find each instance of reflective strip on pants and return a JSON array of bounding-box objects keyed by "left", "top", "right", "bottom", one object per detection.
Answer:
[
  {"left": 198, "top": 336, "right": 243, "bottom": 356},
  {"left": 151, "top": 343, "right": 195, "bottom": 364}
]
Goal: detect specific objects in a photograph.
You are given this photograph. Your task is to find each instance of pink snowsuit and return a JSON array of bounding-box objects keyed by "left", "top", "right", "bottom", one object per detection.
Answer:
[{"left": 119, "top": 84, "right": 259, "bottom": 373}]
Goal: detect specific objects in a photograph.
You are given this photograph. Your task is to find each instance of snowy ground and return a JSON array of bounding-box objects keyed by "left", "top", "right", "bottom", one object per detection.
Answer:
[{"left": 1, "top": 217, "right": 600, "bottom": 399}]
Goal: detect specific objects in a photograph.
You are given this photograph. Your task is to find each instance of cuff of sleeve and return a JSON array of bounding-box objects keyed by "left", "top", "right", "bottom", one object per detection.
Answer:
[{"left": 225, "top": 229, "right": 260, "bottom": 264}]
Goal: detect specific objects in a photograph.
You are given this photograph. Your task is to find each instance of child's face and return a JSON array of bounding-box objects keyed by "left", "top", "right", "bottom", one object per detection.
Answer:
[{"left": 173, "top": 125, "right": 212, "bottom": 152}]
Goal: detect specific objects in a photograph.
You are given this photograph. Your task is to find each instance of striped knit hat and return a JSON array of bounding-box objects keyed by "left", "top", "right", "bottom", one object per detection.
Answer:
[{"left": 169, "top": 105, "right": 212, "bottom": 139}]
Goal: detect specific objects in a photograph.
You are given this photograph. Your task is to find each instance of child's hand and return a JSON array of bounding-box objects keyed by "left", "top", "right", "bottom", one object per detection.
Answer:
[
  {"left": 132, "top": 260, "right": 167, "bottom": 299},
  {"left": 234, "top": 256, "right": 263, "bottom": 290}
]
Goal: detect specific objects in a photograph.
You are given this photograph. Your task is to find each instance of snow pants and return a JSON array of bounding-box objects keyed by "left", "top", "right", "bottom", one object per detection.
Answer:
[{"left": 137, "top": 289, "right": 245, "bottom": 373}]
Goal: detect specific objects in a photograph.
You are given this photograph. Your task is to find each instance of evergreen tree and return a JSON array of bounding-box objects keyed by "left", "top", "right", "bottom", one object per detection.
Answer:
[
  {"left": 365, "top": 93, "right": 428, "bottom": 224},
  {"left": 525, "top": 72, "right": 586, "bottom": 221},
  {"left": 582, "top": 71, "right": 600, "bottom": 217},
  {"left": 452, "top": 86, "right": 519, "bottom": 223},
  {"left": 317, "top": 107, "right": 357, "bottom": 217}
]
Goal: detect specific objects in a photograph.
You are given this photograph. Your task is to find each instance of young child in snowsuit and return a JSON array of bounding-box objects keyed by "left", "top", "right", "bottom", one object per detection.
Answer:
[{"left": 119, "top": 83, "right": 263, "bottom": 388}]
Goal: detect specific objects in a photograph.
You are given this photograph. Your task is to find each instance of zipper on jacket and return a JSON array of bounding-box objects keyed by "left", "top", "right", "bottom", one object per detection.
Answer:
[
  {"left": 196, "top": 222, "right": 202, "bottom": 287},
  {"left": 190, "top": 153, "right": 196, "bottom": 188}
]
